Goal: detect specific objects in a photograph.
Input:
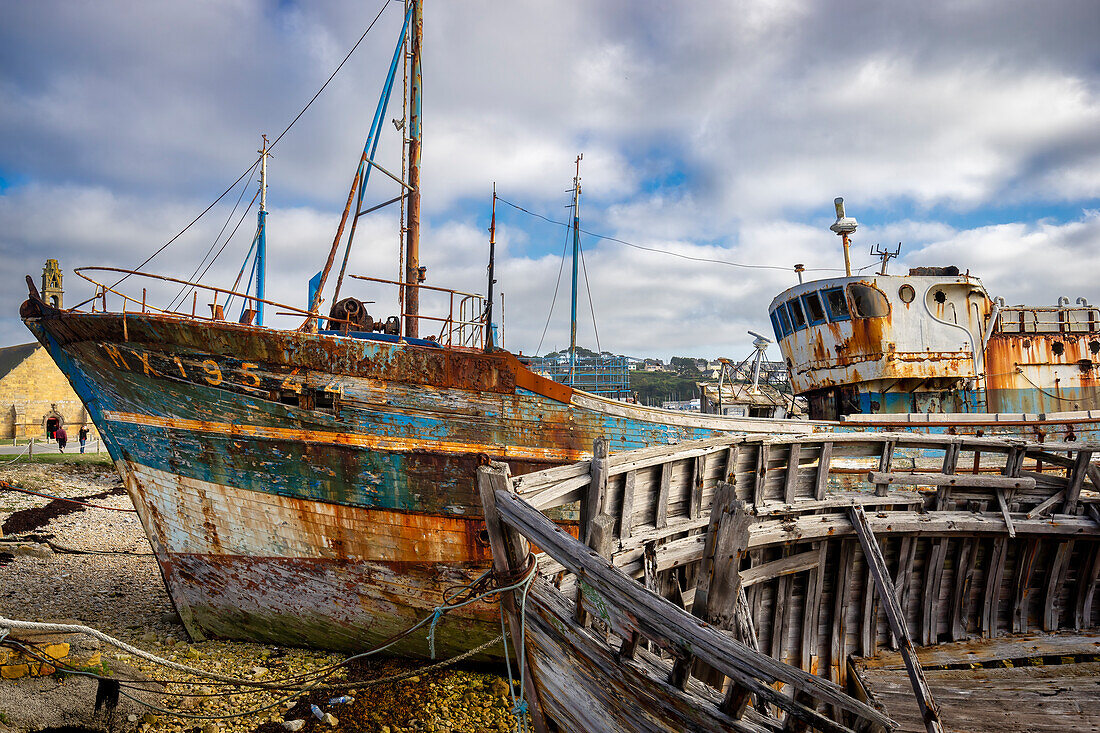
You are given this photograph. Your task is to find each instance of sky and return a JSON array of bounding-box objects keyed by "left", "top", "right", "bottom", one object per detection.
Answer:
[{"left": 2, "top": 0, "right": 1099, "bottom": 361}]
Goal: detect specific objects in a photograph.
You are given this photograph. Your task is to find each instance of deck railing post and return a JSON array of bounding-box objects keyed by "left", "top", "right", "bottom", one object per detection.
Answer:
[{"left": 475, "top": 463, "right": 550, "bottom": 733}]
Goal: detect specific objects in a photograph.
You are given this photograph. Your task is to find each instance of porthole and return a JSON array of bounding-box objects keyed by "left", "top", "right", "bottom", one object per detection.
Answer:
[
  {"left": 1053, "top": 342, "right": 1065, "bottom": 356},
  {"left": 933, "top": 290, "right": 947, "bottom": 304},
  {"left": 1089, "top": 340, "right": 1099, "bottom": 355},
  {"left": 898, "top": 284, "right": 916, "bottom": 303}
]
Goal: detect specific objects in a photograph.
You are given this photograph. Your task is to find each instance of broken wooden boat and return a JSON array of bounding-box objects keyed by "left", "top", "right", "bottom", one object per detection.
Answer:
[
  {"left": 17, "top": 0, "right": 815, "bottom": 657},
  {"left": 478, "top": 432, "right": 1099, "bottom": 731}
]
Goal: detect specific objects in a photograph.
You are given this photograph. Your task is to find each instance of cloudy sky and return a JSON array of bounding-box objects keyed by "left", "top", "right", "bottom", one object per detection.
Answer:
[{"left": 2, "top": 0, "right": 1099, "bottom": 360}]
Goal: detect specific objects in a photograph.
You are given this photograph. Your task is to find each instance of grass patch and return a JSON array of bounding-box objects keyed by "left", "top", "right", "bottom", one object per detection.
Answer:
[{"left": 15, "top": 453, "right": 112, "bottom": 467}]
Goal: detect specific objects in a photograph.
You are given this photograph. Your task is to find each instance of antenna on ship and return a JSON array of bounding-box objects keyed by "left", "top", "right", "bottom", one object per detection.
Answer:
[
  {"left": 486, "top": 183, "right": 497, "bottom": 353},
  {"left": 569, "top": 153, "right": 583, "bottom": 386},
  {"left": 830, "top": 197, "right": 858, "bottom": 276},
  {"left": 870, "top": 242, "right": 901, "bottom": 276}
]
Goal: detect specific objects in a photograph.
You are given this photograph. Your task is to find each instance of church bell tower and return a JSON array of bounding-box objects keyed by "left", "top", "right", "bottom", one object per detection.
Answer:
[{"left": 42, "top": 259, "right": 63, "bottom": 309}]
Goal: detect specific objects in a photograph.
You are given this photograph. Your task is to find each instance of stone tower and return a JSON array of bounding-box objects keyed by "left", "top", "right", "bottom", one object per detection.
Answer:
[{"left": 41, "top": 259, "right": 63, "bottom": 309}]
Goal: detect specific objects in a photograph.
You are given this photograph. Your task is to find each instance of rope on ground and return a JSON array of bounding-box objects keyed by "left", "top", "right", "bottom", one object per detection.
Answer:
[
  {"left": 0, "top": 444, "right": 31, "bottom": 465},
  {"left": 0, "top": 480, "right": 137, "bottom": 512}
]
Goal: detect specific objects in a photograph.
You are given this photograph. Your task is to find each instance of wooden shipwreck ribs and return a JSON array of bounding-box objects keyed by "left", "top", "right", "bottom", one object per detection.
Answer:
[{"left": 476, "top": 432, "right": 1100, "bottom": 732}]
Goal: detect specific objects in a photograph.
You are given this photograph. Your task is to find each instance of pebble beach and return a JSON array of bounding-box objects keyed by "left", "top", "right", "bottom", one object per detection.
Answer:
[{"left": 0, "top": 455, "right": 523, "bottom": 733}]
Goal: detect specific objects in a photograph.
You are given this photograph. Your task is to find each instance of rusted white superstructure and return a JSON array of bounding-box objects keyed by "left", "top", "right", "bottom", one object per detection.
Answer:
[{"left": 770, "top": 200, "right": 1100, "bottom": 423}]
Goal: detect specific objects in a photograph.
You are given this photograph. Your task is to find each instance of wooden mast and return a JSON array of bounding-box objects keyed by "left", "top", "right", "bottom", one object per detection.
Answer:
[{"left": 404, "top": 0, "right": 423, "bottom": 338}]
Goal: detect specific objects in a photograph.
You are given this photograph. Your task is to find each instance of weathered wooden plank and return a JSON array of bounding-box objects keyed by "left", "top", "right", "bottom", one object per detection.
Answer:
[
  {"left": 848, "top": 506, "right": 944, "bottom": 733},
  {"left": 867, "top": 471, "right": 1036, "bottom": 491},
  {"left": 753, "top": 444, "right": 768, "bottom": 509},
  {"left": 1043, "top": 540, "right": 1073, "bottom": 631},
  {"left": 941, "top": 441, "right": 960, "bottom": 475},
  {"left": 619, "top": 469, "right": 636, "bottom": 541},
  {"left": 949, "top": 539, "right": 976, "bottom": 641},
  {"left": 830, "top": 540, "right": 854, "bottom": 688},
  {"left": 492, "top": 489, "right": 894, "bottom": 732},
  {"left": 815, "top": 442, "right": 833, "bottom": 500},
  {"left": 690, "top": 454, "right": 706, "bottom": 520},
  {"left": 585, "top": 437, "right": 610, "bottom": 544},
  {"left": 875, "top": 440, "right": 896, "bottom": 496},
  {"left": 893, "top": 536, "right": 917, "bottom": 648},
  {"left": 1064, "top": 450, "right": 1093, "bottom": 514},
  {"left": 860, "top": 548, "right": 878, "bottom": 658},
  {"left": 739, "top": 551, "right": 822, "bottom": 587},
  {"left": 981, "top": 537, "right": 1007, "bottom": 637},
  {"left": 800, "top": 543, "right": 826, "bottom": 675},
  {"left": 920, "top": 539, "right": 947, "bottom": 646},
  {"left": 1011, "top": 539, "right": 1039, "bottom": 633},
  {"left": 1074, "top": 541, "right": 1100, "bottom": 630},
  {"left": 476, "top": 465, "right": 550, "bottom": 733},
  {"left": 1024, "top": 489, "right": 1065, "bottom": 519},
  {"left": 576, "top": 512, "right": 618, "bottom": 626},
  {"left": 724, "top": 444, "right": 739, "bottom": 483},
  {"left": 784, "top": 443, "right": 801, "bottom": 504},
  {"left": 995, "top": 488, "right": 1016, "bottom": 538},
  {"left": 771, "top": 549, "right": 792, "bottom": 664},
  {"left": 655, "top": 462, "right": 672, "bottom": 529}
]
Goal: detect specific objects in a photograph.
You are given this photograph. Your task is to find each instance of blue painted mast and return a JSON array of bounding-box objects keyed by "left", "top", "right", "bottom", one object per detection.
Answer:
[
  {"left": 255, "top": 134, "right": 268, "bottom": 325},
  {"left": 569, "top": 154, "right": 582, "bottom": 385}
]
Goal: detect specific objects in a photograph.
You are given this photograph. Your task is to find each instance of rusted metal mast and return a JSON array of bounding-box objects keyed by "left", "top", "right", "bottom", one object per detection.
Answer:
[
  {"left": 830, "top": 197, "right": 858, "bottom": 277},
  {"left": 485, "top": 183, "right": 497, "bottom": 353},
  {"left": 569, "top": 154, "right": 582, "bottom": 384},
  {"left": 404, "top": 0, "right": 423, "bottom": 338}
]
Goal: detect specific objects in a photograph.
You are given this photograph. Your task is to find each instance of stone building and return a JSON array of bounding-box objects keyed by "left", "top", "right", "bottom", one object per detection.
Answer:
[{"left": 0, "top": 260, "right": 95, "bottom": 440}]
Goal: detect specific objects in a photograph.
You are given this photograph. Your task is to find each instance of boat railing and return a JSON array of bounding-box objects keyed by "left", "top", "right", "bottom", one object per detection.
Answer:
[
  {"left": 995, "top": 305, "right": 1100, "bottom": 335},
  {"left": 482, "top": 431, "right": 1100, "bottom": 731},
  {"left": 71, "top": 266, "right": 350, "bottom": 327},
  {"left": 349, "top": 274, "right": 487, "bottom": 349}
]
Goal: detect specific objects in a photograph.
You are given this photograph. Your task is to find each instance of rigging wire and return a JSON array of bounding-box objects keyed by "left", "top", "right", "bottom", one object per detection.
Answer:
[
  {"left": 193, "top": 188, "right": 262, "bottom": 287},
  {"left": 167, "top": 159, "right": 261, "bottom": 310},
  {"left": 578, "top": 241, "right": 601, "bottom": 355},
  {"left": 94, "top": 0, "right": 395, "bottom": 299},
  {"left": 534, "top": 204, "right": 576, "bottom": 356},
  {"left": 496, "top": 196, "right": 851, "bottom": 274}
]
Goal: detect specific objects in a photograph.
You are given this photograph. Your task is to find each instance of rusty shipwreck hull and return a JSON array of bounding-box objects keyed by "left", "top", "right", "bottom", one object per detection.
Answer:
[{"left": 22, "top": 305, "right": 813, "bottom": 656}]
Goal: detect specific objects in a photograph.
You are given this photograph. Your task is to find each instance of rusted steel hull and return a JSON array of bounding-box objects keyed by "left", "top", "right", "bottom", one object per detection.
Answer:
[{"left": 22, "top": 307, "right": 812, "bottom": 655}]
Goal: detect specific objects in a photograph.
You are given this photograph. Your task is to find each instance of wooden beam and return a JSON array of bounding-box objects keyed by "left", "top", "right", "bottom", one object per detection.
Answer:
[
  {"left": 739, "top": 550, "right": 822, "bottom": 587},
  {"left": 754, "top": 444, "right": 769, "bottom": 508},
  {"left": 619, "top": 469, "right": 636, "bottom": 541},
  {"left": 1064, "top": 450, "right": 1093, "bottom": 514},
  {"left": 830, "top": 540, "right": 854, "bottom": 688},
  {"left": 815, "top": 442, "right": 833, "bottom": 500},
  {"left": 892, "top": 536, "right": 917, "bottom": 649},
  {"left": 771, "top": 549, "right": 793, "bottom": 665},
  {"left": 655, "top": 461, "right": 672, "bottom": 529},
  {"left": 1073, "top": 542, "right": 1100, "bottom": 631},
  {"left": 724, "top": 444, "right": 739, "bottom": 484},
  {"left": 690, "top": 454, "right": 706, "bottom": 520},
  {"left": 784, "top": 443, "right": 801, "bottom": 504},
  {"left": 921, "top": 539, "right": 948, "bottom": 646},
  {"left": 875, "top": 440, "right": 896, "bottom": 496},
  {"left": 475, "top": 465, "right": 550, "bottom": 733},
  {"left": 867, "top": 471, "right": 1036, "bottom": 491},
  {"left": 1011, "top": 538, "right": 1039, "bottom": 633},
  {"left": 941, "top": 441, "right": 960, "bottom": 475},
  {"left": 860, "top": 545, "right": 878, "bottom": 658},
  {"left": 800, "top": 543, "right": 826, "bottom": 675},
  {"left": 1043, "top": 540, "right": 1073, "bottom": 631},
  {"left": 1024, "top": 489, "right": 1065, "bottom": 519},
  {"left": 995, "top": 488, "right": 1016, "bottom": 538},
  {"left": 949, "top": 539, "right": 976, "bottom": 641},
  {"left": 981, "top": 537, "right": 1007, "bottom": 637},
  {"left": 585, "top": 437, "right": 610, "bottom": 544},
  {"left": 848, "top": 506, "right": 945, "bottom": 733}
]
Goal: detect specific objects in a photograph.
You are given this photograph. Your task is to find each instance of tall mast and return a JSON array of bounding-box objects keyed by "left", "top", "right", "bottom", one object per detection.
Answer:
[
  {"left": 256, "top": 134, "right": 269, "bottom": 326},
  {"left": 485, "top": 183, "right": 497, "bottom": 353},
  {"left": 569, "top": 154, "right": 582, "bottom": 385},
  {"left": 404, "top": 0, "right": 423, "bottom": 338}
]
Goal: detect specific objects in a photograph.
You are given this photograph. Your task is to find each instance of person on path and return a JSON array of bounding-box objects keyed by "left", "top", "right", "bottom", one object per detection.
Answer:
[
  {"left": 79, "top": 426, "right": 89, "bottom": 453},
  {"left": 55, "top": 426, "right": 67, "bottom": 452}
]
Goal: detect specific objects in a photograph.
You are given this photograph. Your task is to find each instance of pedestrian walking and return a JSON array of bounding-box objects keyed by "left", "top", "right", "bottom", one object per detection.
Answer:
[
  {"left": 56, "top": 426, "right": 67, "bottom": 452},
  {"left": 79, "top": 426, "right": 89, "bottom": 453}
]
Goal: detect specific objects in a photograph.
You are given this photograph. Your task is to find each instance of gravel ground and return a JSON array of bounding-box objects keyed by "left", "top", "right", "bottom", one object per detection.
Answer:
[{"left": 0, "top": 458, "right": 523, "bottom": 733}]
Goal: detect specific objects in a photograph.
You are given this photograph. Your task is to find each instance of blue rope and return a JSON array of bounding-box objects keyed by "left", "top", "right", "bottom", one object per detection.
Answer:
[{"left": 427, "top": 608, "right": 444, "bottom": 660}]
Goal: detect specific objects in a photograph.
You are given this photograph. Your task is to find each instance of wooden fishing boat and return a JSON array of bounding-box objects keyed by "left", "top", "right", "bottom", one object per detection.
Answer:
[
  {"left": 18, "top": 1, "right": 815, "bottom": 657},
  {"left": 479, "top": 431, "right": 1099, "bottom": 731}
]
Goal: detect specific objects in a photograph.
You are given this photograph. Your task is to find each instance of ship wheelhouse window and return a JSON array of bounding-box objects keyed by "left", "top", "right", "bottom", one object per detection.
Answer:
[
  {"left": 802, "top": 291, "right": 827, "bottom": 325},
  {"left": 822, "top": 287, "right": 851, "bottom": 322},
  {"left": 787, "top": 298, "right": 808, "bottom": 331},
  {"left": 846, "top": 283, "right": 890, "bottom": 318},
  {"left": 770, "top": 311, "right": 785, "bottom": 341},
  {"left": 775, "top": 304, "right": 793, "bottom": 336}
]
